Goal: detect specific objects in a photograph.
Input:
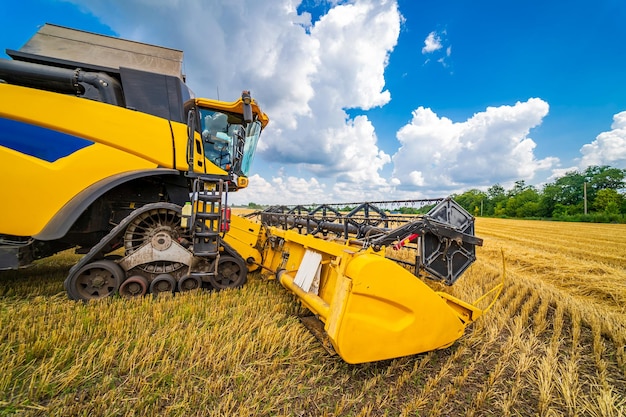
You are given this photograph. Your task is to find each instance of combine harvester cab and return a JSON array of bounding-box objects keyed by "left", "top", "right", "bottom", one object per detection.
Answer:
[{"left": 226, "top": 198, "right": 502, "bottom": 364}]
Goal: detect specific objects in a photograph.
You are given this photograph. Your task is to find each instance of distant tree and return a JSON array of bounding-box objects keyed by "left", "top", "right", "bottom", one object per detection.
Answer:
[
  {"left": 594, "top": 188, "right": 623, "bottom": 214},
  {"left": 398, "top": 207, "right": 422, "bottom": 214},
  {"left": 247, "top": 202, "right": 263, "bottom": 209},
  {"left": 505, "top": 186, "right": 540, "bottom": 217},
  {"left": 453, "top": 189, "right": 487, "bottom": 216},
  {"left": 539, "top": 183, "right": 560, "bottom": 217},
  {"left": 585, "top": 165, "right": 626, "bottom": 199},
  {"left": 551, "top": 203, "right": 571, "bottom": 218},
  {"left": 487, "top": 183, "right": 506, "bottom": 199},
  {"left": 486, "top": 184, "right": 506, "bottom": 216},
  {"left": 535, "top": 170, "right": 586, "bottom": 217},
  {"left": 516, "top": 201, "right": 540, "bottom": 218},
  {"left": 554, "top": 170, "right": 586, "bottom": 206},
  {"left": 508, "top": 180, "right": 531, "bottom": 197},
  {"left": 493, "top": 201, "right": 507, "bottom": 217},
  {"left": 540, "top": 166, "right": 625, "bottom": 216},
  {"left": 416, "top": 204, "right": 437, "bottom": 214}
]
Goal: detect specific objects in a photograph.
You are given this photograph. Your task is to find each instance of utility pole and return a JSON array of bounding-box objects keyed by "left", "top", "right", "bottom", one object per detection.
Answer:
[{"left": 583, "top": 182, "right": 587, "bottom": 215}]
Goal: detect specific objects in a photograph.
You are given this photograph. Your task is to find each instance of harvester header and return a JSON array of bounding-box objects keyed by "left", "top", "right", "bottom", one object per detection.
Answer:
[{"left": 225, "top": 198, "right": 501, "bottom": 363}]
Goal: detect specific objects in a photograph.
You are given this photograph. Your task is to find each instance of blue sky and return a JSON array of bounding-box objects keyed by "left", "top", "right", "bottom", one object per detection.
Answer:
[{"left": 2, "top": 0, "right": 625, "bottom": 205}]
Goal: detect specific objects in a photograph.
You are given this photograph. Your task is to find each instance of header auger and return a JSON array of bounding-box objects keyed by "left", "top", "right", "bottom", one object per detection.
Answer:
[{"left": 0, "top": 24, "right": 501, "bottom": 364}]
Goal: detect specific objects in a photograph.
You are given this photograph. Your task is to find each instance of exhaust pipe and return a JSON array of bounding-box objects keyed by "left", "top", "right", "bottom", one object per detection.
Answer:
[{"left": 0, "top": 58, "right": 124, "bottom": 106}]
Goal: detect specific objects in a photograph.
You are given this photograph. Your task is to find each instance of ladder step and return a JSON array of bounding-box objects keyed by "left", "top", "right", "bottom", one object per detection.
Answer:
[
  {"left": 193, "top": 251, "right": 219, "bottom": 257},
  {"left": 188, "top": 177, "right": 225, "bottom": 258},
  {"left": 196, "top": 213, "right": 220, "bottom": 220},
  {"left": 197, "top": 194, "right": 221, "bottom": 202},
  {"left": 195, "top": 231, "right": 219, "bottom": 237}
]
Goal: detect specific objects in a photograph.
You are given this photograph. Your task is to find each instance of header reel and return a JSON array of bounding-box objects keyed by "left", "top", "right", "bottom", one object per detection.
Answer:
[{"left": 260, "top": 197, "right": 483, "bottom": 285}]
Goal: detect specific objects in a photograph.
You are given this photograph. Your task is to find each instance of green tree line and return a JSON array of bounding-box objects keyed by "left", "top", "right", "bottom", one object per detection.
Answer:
[{"left": 452, "top": 165, "right": 626, "bottom": 222}]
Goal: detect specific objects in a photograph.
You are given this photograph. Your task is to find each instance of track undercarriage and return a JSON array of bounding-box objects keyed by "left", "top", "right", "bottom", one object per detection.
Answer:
[{"left": 64, "top": 179, "right": 247, "bottom": 301}]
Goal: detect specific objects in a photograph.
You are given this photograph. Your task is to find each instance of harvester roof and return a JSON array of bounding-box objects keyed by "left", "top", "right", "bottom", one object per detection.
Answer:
[{"left": 7, "top": 23, "right": 184, "bottom": 80}]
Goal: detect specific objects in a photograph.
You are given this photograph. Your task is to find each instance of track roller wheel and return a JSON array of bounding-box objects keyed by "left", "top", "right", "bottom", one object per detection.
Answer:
[
  {"left": 67, "top": 260, "right": 124, "bottom": 301},
  {"left": 178, "top": 275, "right": 202, "bottom": 292},
  {"left": 119, "top": 275, "right": 149, "bottom": 298},
  {"left": 208, "top": 256, "right": 248, "bottom": 290},
  {"left": 150, "top": 274, "right": 176, "bottom": 295}
]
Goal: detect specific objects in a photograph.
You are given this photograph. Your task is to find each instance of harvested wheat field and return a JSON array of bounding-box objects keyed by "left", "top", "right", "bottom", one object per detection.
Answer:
[{"left": 0, "top": 217, "right": 625, "bottom": 416}]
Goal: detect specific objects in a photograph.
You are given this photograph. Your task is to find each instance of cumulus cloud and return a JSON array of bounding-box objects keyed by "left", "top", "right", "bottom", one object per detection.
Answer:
[
  {"left": 421, "top": 29, "right": 451, "bottom": 68},
  {"left": 579, "top": 111, "right": 626, "bottom": 169},
  {"left": 255, "top": 0, "right": 400, "bottom": 188},
  {"left": 229, "top": 174, "right": 329, "bottom": 206},
  {"left": 391, "top": 98, "right": 558, "bottom": 193},
  {"left": 422, "top": 31, "right": 442, "bottom": 53},
  {"left": 301, "top": 116, "right": 390, "bottom": 182}
]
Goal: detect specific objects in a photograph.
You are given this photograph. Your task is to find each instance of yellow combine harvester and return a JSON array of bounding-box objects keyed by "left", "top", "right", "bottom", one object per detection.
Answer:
[
  {"left": 0, "top": 25, "right": 500, "bottom": 364},
  {"left": 0, "top": 24, "right": 268, "bottom": 298}
]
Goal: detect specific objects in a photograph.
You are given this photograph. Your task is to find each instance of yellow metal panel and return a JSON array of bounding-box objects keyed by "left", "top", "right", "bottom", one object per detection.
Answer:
[
  {"left": 253, "top": 223, "right": 491, "bottom": 363},
  {"left": 260, "top": 227, "right": 472, "bottom": 363},
  {"left": 1, "top": 84, "right": 174, "bottom": 167},
  {"left": 2, "top": 83, "right": 226, "bottom": 174},
  {"left": 0, "top": 143, "right": 155, "bottom": 236},
  {"left": 223, "top": 215, "right": 262, "bottom": 270},
  {"left": 195, "top": 97, "right": 269, "bottom": 128},
  {"left": 327, "top": 253, "right": 467, "bottom": 364}
]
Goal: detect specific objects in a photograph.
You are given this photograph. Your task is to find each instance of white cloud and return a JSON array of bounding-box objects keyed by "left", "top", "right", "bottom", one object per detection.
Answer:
[
  {"left": 421, "top": 30, "right": 451, "bottom": 69},
  {"left": 548, "top": 166, "right": 578, "bottom": 182},
  {"left": 579, "top": 111, "right": 626, "bottom": 169},
  {"left": 422, "top": 31, "right": 442, "bottom": 53},
  {"left": 391, "top": 98, "right": 558, "bottom": 193},
  {"left": 408, "top": 171, "right": 425, "bottom": 186},
  {"left": 251, "top": 0, "right": 401, "bottom": 194},
  {"left": 301, "top": 115, "right": 390, "bottom": 183},
  {"left": 230, "top": 174, "right": 328, "bottom": 206}
]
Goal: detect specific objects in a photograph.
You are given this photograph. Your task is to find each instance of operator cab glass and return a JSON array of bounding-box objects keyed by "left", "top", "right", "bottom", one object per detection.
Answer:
[
  {"left": 200, "top": 110, "right": 234, "bottom": 170},
  {"left": 198, "top": 108, "right": 262, "bottom": 176},
  {"left": 240, "top": 120, "right": 261, "bottom": 176}
]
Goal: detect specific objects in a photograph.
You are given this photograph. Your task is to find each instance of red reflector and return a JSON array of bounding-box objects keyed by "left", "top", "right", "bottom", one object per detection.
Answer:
[{"left": 221, "top": 207, "right": 231, "bottom": 232}]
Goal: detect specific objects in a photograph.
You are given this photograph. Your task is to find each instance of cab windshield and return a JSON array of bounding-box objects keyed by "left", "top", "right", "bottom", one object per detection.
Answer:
[{"left": 198, "top": 109, "right": 262, "bottom": 176}]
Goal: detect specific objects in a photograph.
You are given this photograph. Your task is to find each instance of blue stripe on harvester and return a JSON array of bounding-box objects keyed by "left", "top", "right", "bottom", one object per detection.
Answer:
[{"left": 0, "top": 117, "right": 94, "bottom": 162}]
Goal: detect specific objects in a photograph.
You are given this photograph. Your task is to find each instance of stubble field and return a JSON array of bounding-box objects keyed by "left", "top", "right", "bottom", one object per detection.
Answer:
[{"left": 0, "top": 217, "right": 625, "bottom": 416}]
